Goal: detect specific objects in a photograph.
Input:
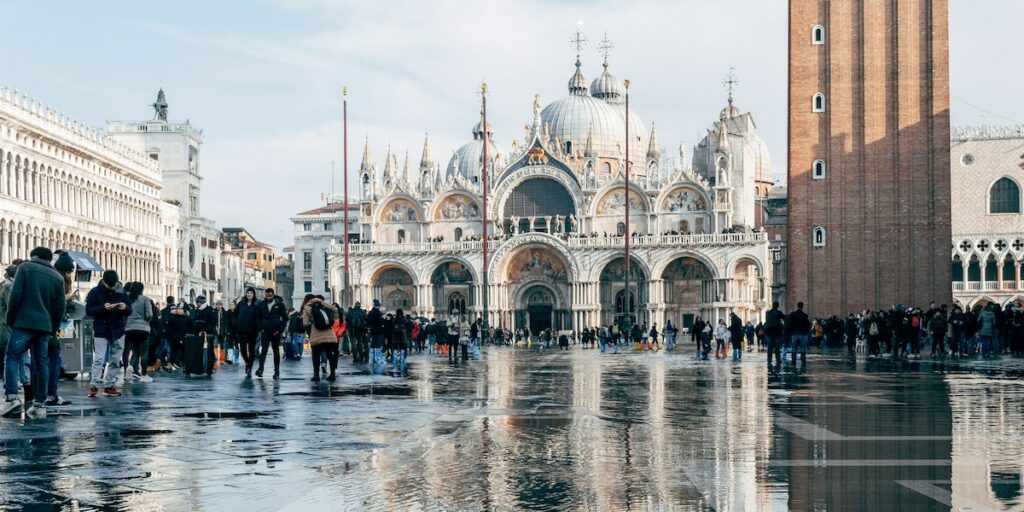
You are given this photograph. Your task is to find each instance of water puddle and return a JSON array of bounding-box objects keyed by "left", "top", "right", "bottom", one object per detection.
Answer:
[{"left": 179, "top": 411, "right": 272, "bottom": 419}]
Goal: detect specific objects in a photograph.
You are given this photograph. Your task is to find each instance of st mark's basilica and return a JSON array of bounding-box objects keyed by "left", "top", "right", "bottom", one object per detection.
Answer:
[{"left": 329, "top": 47, "right": 774, "bottom": 334}]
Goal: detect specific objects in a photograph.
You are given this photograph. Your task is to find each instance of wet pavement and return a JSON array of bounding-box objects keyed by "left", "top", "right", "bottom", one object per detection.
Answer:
[{"left": 1, "top": 347, "right": 1023, "bottom": 511}]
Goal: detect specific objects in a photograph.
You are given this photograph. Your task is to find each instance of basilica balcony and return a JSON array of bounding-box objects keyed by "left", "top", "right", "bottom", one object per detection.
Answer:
[{"left": 336, "top": 232, "right": 766, "bottom": 256}]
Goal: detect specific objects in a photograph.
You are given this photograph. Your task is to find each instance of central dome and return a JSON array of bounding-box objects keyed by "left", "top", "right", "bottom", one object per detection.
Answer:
[{"left": 540, "top": 58, "right": 647, "bottom": 160}]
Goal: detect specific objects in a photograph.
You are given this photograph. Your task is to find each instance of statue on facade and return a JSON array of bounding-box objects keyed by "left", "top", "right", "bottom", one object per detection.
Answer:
[
  {"left": 152, "top": 88, "right": 169, "bottom": 122},
  {"left": 553, "top": 215, "right": 563, "bottom": 234}
]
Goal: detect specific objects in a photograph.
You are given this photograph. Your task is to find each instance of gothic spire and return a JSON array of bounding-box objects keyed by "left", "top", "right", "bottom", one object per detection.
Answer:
[
  {"left": 647, "top": 123, "right": 660, "bottom": 159},
  {"left": 360, "top": 136, "right": 374, "bottom": 171},
  {"left": 401, "top": 149, "right": 411, "bottom": 184},
  {"left": 382, "top": 145, "right": 395, "bottom": 183},
  {"left": 419, "top": 133, "right": 433, "bottom": 170}
]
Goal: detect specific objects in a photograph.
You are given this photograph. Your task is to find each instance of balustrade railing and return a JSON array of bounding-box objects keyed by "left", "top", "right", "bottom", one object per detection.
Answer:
[{"left": 333, "top": 232, "right": 766, "bottom": 255}]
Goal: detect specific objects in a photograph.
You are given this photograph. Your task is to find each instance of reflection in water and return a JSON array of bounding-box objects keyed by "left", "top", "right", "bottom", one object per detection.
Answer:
[
  {"left": 949, "top": 375, "right": 1024, "bottom": 511},
  {"left": 4, "top": 348, "right": 1021, "bottom": 510}
]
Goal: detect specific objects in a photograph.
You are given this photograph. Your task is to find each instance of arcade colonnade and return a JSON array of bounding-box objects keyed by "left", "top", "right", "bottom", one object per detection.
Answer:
[
  {"left": 330, "top": 233, "right": 769, "bottom": 332},
  {"left": 0, "top": 91, "right": 165, "bottom": 292}
]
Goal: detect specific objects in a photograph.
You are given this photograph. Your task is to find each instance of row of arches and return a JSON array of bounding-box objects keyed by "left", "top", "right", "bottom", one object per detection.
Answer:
[
  {"left": 0, "top": 218, "right": 160, "bottom": 287},
  {"left": 359, "top": 248, "right": 765, "bottom": 329},
  {"left": 0, "top": 148, "right": 162, "bottom": 236}
]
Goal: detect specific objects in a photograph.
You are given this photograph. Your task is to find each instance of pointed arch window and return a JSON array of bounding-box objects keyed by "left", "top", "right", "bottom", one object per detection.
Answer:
[
  {"left": 454, "top": 227, "right": 463, "bottom": 241},
  {"left": 990, "top": 177, "right": 1021, "bottom": 214},
  {"left": 812, "top": 159, "right": 826, "bottom": 180},
  {"left": 812, "top": 25, "right": 825, "bottom": 45},
  {"left": 812, "top": 93, "right": 825, "bottom": 113},
  {"left": 812, "top": 226, "right": 826, "bottom": 247}
]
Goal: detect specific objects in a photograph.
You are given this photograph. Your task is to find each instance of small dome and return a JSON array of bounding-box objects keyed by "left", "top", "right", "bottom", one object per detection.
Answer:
[
  {"left": 447, "top": 121, "right": 503, "bottom": 182},
  {"left": 472, "top": 120, "right": 493, "bottom": 140},
  {"left": 568, "top": 58, "right": 588, "bottom": 96},
  {"left": 720, "top": 104, "right": 742, "bottom": 120},
  {"left": 590, "top": 60, "right": 622, "bottom": 102}
]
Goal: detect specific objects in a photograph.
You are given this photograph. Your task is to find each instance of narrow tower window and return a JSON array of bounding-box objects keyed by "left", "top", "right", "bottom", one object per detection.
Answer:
[
  {"left": 812, "top": 227, "right": 826, "bottom": 247},
  {"left": 812, "top": 25, "right": 825, "bottom": 45},
  {"left": 812, "top": 159, "right": 826, "bottom": 180},
  {"left": 812, "top": 93, "right": 825, "bottom": 112}
]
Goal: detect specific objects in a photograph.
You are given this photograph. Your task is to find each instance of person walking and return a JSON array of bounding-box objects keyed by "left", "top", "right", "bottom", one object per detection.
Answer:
[
  {"left": 458, "top": 314, "right": 470, "bottom": 361},
  {"left": 161, "top": 297, "right": 191, "bottom": 372},
  {"left": 232, "top": 288, "right": 261, "bottom": 378},
  {"left": 124, "top": 282, "right": 154, "bottom": 382},
  {"left": 788, "top": 302, "right": 812, "bottom": 365},
  {"left": 303, "top": 295, "right": 339, "bottom": 382},
  {"left": 367, "top": 299, "right": 386, "bottom": 371},
  {"left": 2, "top": 249, "right": 65, "bottom": 418},
  {"left": 86, "top": 270, "right": 131, "bottom": 398},
  {"left": 845, "top": 314, "right": 859, "bottom": 357},
  {"left": 255, "top": 288, "right": 287, "bottom": 379}
]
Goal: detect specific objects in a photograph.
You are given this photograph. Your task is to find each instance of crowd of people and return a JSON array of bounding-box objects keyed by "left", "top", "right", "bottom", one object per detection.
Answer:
[{"left": 3, "top": 243, "right": 1022, "bottom": 418}]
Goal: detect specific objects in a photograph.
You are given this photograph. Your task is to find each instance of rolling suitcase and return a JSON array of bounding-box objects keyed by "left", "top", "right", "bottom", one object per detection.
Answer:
[{"left": 183, "top": 333, "right": 214, "bottom": 377}]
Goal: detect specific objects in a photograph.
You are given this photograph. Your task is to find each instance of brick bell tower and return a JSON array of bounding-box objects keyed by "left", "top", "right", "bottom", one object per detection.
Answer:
[{"left": 787, "top": 0, "right": 952, "bottom": 316}]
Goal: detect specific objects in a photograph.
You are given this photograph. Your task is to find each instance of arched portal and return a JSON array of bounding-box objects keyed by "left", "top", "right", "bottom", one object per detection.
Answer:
[
  {"left": 372, "top": 266, "right": 416, "bottom": 312},
  {"left": 431, "top": 261, "right": 475, "bottom": 318},
  {"left": 506, "top": 244, "right": 571, "bottom": 332},
  {"left": 599, "top": 256, "right": 648, "bottom": 326},
  {"left": 730, "top": 257, "right": 763, "bottom": 322},
  {"left": 661, "top": 256, "right": 714, "bottom": 332}
]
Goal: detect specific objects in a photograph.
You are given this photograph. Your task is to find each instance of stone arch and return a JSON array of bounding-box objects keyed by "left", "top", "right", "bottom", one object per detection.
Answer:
[
  {"left": 430, "top": 192, "right": 481, "bottom": 221},
  {"left": 377, "top": 195, "right": 422, "bottom": 223},
  {"left": 727, "top": 255, "right": 764, "bottom": 279},
  {"left": 969, "top": 295, "right": 997, "bottom": 310},
  {"left": 652, "top": 251, "right": 720, "bottom": 281},
  {"left": 364, "top": 260, "right": 419, "bottom": 287},
  {"left": 590, "top": 180, "right": 651, "bottom": 217},
  {"left": 1003, "top": 296, "right": 1024, "bottom": 308},
  {"left": 488, "top": 234, "right": 579, "bottom": 284},
  {"left": 368, "top": 263, "right": 417, "bottom": 312},
  {"left": 491, "top": 165, "right": 582, "bottom": 222},
  {"left": 656, "top": 185, "right": 711, "bottom": 213}
]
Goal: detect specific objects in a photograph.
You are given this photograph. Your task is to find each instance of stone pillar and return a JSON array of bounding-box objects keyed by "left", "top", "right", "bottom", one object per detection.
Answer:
[
  {"left": 1016, "top": 261, "right": 1022, "bottom": 291},
  {"left": 998, "top": 261, "right": 1005, "bottom": 290}
]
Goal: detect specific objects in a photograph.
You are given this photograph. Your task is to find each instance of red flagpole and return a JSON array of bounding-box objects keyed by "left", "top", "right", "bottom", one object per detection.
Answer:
[
  {"left": 624, "top": 79, "right": 631, "bottom": 328},
  {"left": 481, "top": 81, "right": 490, "bottom": 333},
  {"left": 343, "top": 87, "right": 351, "bottom": 305}
]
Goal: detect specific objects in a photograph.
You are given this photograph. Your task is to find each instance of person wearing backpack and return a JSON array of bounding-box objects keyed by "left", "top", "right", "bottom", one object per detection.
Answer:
[{"left": 302, "top": 295, "right": 339, "bottom": 382}]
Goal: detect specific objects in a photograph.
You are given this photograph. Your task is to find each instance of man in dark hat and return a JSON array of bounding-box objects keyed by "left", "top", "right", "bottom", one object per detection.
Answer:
[{"left": 85, "top": 270, "right": 131, "bottom": 398}]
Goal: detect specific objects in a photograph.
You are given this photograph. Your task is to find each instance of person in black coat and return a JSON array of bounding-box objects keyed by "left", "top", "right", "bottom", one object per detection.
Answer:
[
  {"left": 788, "top": 302, "right": 811, "bottom": 365},
  {"left": 232, "top": 288, "right": 261, "bottom": 377},
  {"left": 255, "top": 288, "right": 288, "bottom": 379},
  {"left": 845, "top": 314, "right": 859, "bottom": 356},
  {"left": 728, "top": 313, "right": 744, "bottom": 360}
]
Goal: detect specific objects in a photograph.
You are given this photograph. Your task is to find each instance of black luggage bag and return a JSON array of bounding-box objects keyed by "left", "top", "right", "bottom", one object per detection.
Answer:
[{"left": 183, "top": 333, "right": 215, "bottom": 377}]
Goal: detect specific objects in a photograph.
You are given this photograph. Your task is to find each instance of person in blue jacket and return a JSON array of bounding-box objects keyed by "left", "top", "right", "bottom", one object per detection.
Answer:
[{"left": 86, "top": 270, "right": 132, "bottom": 398}]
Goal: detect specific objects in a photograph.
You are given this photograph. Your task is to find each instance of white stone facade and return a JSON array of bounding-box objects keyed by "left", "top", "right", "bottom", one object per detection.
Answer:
[
  {"left": 329, "top": 59, "right": 771, "bottom": 332},
  {"left": 291, "top": 199, "right": 361, "bottom": 309},
  {"left": 0, "top": 86, "right": 163, "bottom": 290},
  {"left": 950, "top": 126, "right": 1024, "bottom": 308},
  {"left": 107, "top": 91, "right": 220, "bottom": 303}
]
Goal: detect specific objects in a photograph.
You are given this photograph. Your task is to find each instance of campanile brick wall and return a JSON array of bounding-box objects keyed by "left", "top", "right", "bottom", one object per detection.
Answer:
[{"left": 787, "top": 0, "right": 951, "bottom": 316}]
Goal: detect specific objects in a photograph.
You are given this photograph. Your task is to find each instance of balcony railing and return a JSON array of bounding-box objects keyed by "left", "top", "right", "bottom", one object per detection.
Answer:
[{"left": 333, "top": 232, "right": 767, "bottom": 255}]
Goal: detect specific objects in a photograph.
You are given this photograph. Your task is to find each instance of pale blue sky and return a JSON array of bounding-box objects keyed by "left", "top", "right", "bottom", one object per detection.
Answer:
[{"left": 2, "top": 1, "right": 1020, "bottom": 249}]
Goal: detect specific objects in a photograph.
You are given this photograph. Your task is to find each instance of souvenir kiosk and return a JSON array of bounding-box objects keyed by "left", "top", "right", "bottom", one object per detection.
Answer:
[{"left": 57, "top": 251, "right": 102, "bottom": 380}]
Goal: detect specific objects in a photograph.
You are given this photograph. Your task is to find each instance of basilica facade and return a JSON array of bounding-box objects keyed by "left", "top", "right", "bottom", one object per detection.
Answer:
[{"left": 329, "top": 56, "right": 772, "bottom": 333}]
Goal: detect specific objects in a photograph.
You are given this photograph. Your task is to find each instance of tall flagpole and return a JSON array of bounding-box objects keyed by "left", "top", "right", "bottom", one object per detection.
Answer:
[
  {"left": 342, "top": 86, "right": 351, "bottom": 306},
  {"left": 623, "top": 79, "right": 632, "bottom": 337},
  {"left": 481, "top": 81, "right": 490, "bottom": 338}
]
